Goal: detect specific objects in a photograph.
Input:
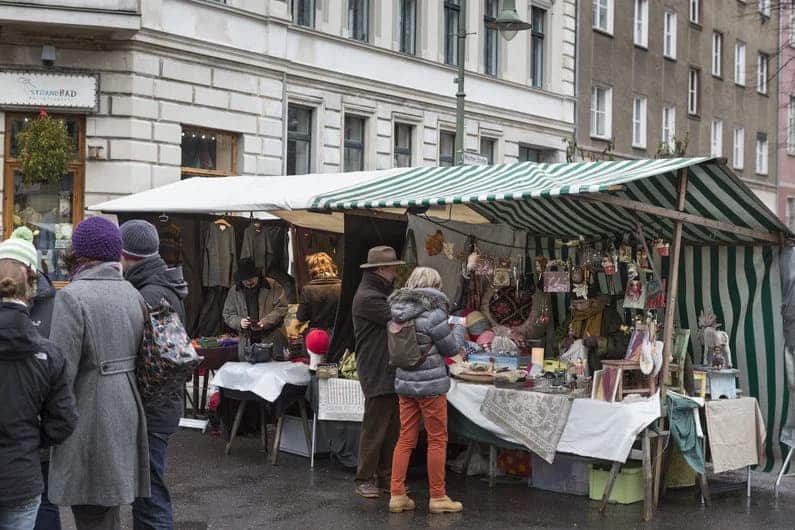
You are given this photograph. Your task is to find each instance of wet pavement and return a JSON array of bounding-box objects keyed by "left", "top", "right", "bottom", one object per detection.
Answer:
[{"left": 61, "top": 429, "right": 795, "bottom": 529}]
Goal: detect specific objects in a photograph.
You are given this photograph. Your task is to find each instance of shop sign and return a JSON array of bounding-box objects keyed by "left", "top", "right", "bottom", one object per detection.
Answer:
[
  {"left": 462, "top": 152, "right": 489, "bottom": 166},
  {"left": 0, "top": 71, "right": 98, "bottom": 111}
]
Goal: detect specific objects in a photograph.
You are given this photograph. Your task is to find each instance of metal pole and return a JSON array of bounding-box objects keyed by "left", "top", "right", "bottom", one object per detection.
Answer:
[{"left": 455, "top": 0, "right": 467, "bottom": 165}]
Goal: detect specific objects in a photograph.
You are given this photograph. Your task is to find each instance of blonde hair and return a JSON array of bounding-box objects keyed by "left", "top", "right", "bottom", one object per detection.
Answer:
[
  {"left": 306, "top": 252, "right": 338, "bottom": 280},
  {"left": 405, "top": 267, "right": 442, "bottom": 290},
  {"left": 0, "top": 259, "right": 31, "bottom": 302}
]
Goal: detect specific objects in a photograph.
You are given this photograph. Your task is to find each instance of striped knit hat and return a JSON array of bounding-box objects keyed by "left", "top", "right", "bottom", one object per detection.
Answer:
[{"left": 0, "top": 230, "right": 38, "bottom": 273}]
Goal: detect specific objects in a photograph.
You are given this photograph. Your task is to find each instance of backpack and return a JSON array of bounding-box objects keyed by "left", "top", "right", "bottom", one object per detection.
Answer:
[
  {"left": 387, "top": 320, "right": 426, "bottom": 369},
  {"left": 137, "top": 298, "right": 203, "bottom": 402}
]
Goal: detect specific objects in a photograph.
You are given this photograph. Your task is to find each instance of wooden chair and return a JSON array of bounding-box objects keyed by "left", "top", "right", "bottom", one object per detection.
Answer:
[{"left": 666, "top": 329, "right": 691, "bottom": 394}]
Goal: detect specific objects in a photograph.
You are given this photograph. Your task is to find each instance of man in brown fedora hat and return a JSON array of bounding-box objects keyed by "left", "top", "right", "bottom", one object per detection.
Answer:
[{"left": 352, "top": 246, "right": 405, "bottom": 498}]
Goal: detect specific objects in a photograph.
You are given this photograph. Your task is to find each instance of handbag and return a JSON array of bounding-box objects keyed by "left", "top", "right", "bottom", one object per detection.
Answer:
[
  {"left": 387, "top": 320, "right": 427, "bottom": 369},
  {"left": 543, "top": 260, "right": 570, "bottom": 293},
  {"left": 137, "top": 298, "right": 203, "bottom": 402},
  {"left": 244, "top": 342, "right": 273, "bottom": 364}
]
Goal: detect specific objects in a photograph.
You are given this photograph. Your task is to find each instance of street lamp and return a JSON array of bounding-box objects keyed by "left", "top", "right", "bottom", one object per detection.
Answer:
[{"left": 455, "top": 0, "right": 531, "bottom": 165}]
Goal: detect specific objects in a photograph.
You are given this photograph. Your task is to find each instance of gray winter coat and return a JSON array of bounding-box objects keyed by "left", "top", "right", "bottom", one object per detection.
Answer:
[
  {"left": 48, "top": 262, "right": 150, "bottom": 506},
  {"left": 388, "top": 288, "right": 462, "bottom": 399}
]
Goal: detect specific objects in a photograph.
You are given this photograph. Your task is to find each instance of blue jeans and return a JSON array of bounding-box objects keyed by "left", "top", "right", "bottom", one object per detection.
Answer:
[
  {"left": 0, "top": 496, "right": 41, "bottom": 530},
  {"left": 132, "top": 433, "right": 174, "bottom": 530},
  {"left": 35, "top": 460, "right": 60, "bottom": 530}
]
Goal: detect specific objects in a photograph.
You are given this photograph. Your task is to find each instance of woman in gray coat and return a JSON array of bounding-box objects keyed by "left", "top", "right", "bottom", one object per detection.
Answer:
[
  {"left": 387, "top": 267, "right": 464, "bottom": 515},
  {"left": 48, "top": 217, "right": 149, "bottom": 530}
]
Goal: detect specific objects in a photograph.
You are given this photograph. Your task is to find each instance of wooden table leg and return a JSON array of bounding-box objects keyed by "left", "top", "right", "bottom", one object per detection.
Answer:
[
  {"left": 643, "top": 430, "right": 654, "bottom": 522},
  {"left": 225, "top": 400, "right": 247, "bottom": 456},
  {"left": 192, "top": 370, "right": 200, "bottom": 418},
  {"left": 653, "top": 432, "right": 667, "bottom": 507},
  {"left": 298, "top": 400, "right": 313, "bottom": 455},
  {"left": 599, "top": 461, "right": 622, "bottom": 513},
  {"left": 271, "top": 415, "right": 285, "bottom": 466}
]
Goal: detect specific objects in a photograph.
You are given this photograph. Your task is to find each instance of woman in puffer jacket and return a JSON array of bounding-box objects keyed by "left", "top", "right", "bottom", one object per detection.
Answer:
[{"left": 387, "top": 267, "right": 464, "bottom": 514}]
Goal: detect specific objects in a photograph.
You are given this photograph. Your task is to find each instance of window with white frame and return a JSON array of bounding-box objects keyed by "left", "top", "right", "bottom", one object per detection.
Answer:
[
  {"left": 664, "top": 10, "right": 677, "bottom": 59},
  {"left": 787, "top": 197, "right": 795, "bottom": 231},
  {"left": 399, "top": 0, "right": 417, "bottom": 55},
  {"left": 757, "top": 53, "right": 769, "bottom": 94},
  {"left": 789, "top": 96, "right": 795, "bottom": 155},
  {"left": 439, "top": 131, "right": 456, "bottom": 166},
  {"left": 733, "top": 128, "right": 745, "bottom": 170},
  {"left": 791, "top": 8, "right": 795, "bottom": 47},
  {"left": 480, "top": 137, "right": 496, "bottom": 164},
  {"left": 662, "top": 105, "right": 676, "bottom": 149},
  {"left": 444, "top": 0, "right": 460, "bottom": 66},
  {"left": 292, "top": 0, "right": 315, "bottom": 27},
  {"left": 712, "top": 32, "right": 722, "bottom": 77},
  {"left": 590, "top": 85, "right": 612, "bottom": 139},
  {"left": 689, "top": 0, "right": 700, "bottom": 24},
  {"left": 711, "top": 119, "right": 723, "bottom": 157},
  {"left": 593, "top": 0, "right": 613, "bottom": 34},
  {"left": 394, "top": 123, "right": 413, "bottom": 168},
  {"left": 688, "top": 69, "right": 699, "bottom": 115},
  {"left": 344, "top": 115, "right": 366, "bottom": 172},
  {"left": 634, "top": 0, "right": 648, "bottom": 47},
  {"left": 287, "top": 105, "right": 313, "bottom": 175},
  {"left": 632, "top": 96, "right": 647, "bottom": 148},
  {"left": 735, "top": 41, "right": 746, "bottom": 85},
  {"left": 348, "top": 0, "right": 369, "bottom": 42},
  {"left": 759, "top": 0, "right": 771, "bottom": 18},
  {"left": 531, "top": 7, "right": 546, "bottom": 88},
  {"left": 756, "top": 132, "right": 768, "bottom": 175},
  {"left": 484, "top": 0, "right": 499, "bottom": 76}
]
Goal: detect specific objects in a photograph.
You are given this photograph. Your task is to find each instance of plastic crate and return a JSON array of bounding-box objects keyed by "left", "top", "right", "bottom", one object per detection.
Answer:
[
  {"left": 588, "top": 464, "right": 644, "bottom": 504},
  {"left": 530, "top": 453, "right": 589, "bottom": 496}
]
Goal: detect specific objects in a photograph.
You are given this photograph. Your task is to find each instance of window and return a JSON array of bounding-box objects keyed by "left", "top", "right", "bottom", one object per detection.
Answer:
[
  {"left": 735, "top": 41, "right": 746, "bottom": 85},
  {"left": 757, "top": 53, "right": 769, "bottom": 94},
  {"left": 348, "top": 0, "right": 369, "bottom": 42},
  {"left": 688, "top": 69, "right": 699, "bottom": 115},
  {"left": 531, "top": 8, "right": 546, "bottom": 88},
  {"left": 519, "top": 145, "right": 542, "bottom": 162},
  {"left": 789, "top": 96, "right": 795, "bottom": 155},
  {"left": 439, "top": 132, "right": 456, "bottom": 166},
  {"left": 480, "top": 137, "right": 495, "bottom": 164},
  {"left": 662, "top": 105, "right": 676, "bottom": 149},
  {"left": 664, "top": 10, "right": 677, "bottom": 59},
  {"left": 590, "top": 85, "right": 612, "bottom": 139},
  {"left": 759, "top": 0, "right": 771, "bottom": 18},
  {"left": 712, "top": 32, "right": 723, "bottom": 77},
  {"left": 756, "top": 133, "right": 768, "bottom": 175},
  {"left": 287, "top": 105, "right": 312, "bottom": 175},
  {"left": 182, "top": 126, "right": 236, "bottom": 176},
  {"left": 444, "top": 0, "right": 460, "bottom": 66},
  {"left": 791, "top": 8, "right": 795, "bottom": 47},
  {"left": 787, "top": 198, "right": 795, "bottom": 231},
  {"left": 711, "top": 119, "right": 723, "bottom": 157},
  {"left": 689, "top": 0, "right": 700, "bottom": 24},
  {"left": 632, "top": 96, "right": 647, "bottom": 148},
  {"left": 484, "top": 0, "right": 499, "bottom": 76},
  {"left": 394, "top": 123, "right": 412, "bottom": 167},
  {"left": 593, "top": 0, "right": 613, "bottom": 34},
  {"left": 634, "top": 0, "right": 648, "bottom": 47},
  {"left": 733, "top": 128, "right": 745, "bottom": 170},
  {"left": 292, "top": 0, "right": 315, "bottom": 28},
  {"left": 4, "top": 113, "right": 85, "bottom": 283},
  {"left": 399, "top": 0, "right": 416, "bottom": 55},
  {"left": 344, "top": 115, "right": 366, "bottom": 172}
]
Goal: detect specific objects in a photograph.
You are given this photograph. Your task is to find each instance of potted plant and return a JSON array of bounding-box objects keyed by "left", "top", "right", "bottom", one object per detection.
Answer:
[{"left": 16, "top": 110, "right": 74, "bottom": 186}]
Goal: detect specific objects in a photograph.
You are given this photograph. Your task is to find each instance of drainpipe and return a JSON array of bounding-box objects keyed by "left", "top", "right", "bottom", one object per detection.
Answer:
[
  {"left": 572, "top": 0, "right": 580, "bottom": 161},
  {"left": 281, "top": 70, "right": 288, "bottom": 176}
]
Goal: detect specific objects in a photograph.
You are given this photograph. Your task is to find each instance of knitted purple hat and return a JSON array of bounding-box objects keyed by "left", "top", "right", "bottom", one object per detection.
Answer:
[{"left": 72, "top": 217, "right": 123, "bottom": 262}]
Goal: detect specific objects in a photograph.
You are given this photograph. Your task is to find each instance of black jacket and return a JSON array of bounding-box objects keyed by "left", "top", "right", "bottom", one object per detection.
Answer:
[
  {"left": 352, "top": 272, "right": 395, "bottom": 398},
  {"left": 29, "top": 272, "right": 56, "bottom": 339},
  {"left": 125, "top": 257, "right": 189, "bottom": 435},
  {"left": 297, "top": 278, "right": 341, "bottom": 333},
  {"left": 0, "top": 302, "right": 77, "bottom": 504}
]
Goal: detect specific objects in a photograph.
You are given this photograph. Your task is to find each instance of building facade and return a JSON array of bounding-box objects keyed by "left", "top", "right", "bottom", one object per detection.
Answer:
[
  {"left": 779, "top": 2, "right": 795, "bottom": 229},
  {"left": 0, "top": 0, "right": 575, "bottom": 279},
  {"left": 576, "top": 0, "right": 780, "bottom": 212}
]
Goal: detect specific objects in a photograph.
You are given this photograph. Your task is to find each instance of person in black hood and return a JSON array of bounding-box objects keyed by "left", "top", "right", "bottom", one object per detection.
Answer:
[
  {"left": 0, "top": 254, "right": 77, "bottom": 530},
  {"left": 121, "top": 220, "right": 189, "bottom": 530}
]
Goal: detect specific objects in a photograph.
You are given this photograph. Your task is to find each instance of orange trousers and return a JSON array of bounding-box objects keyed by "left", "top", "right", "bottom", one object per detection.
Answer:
[{"left": 390, "top": 394, "right": 448, "bottom": 499}]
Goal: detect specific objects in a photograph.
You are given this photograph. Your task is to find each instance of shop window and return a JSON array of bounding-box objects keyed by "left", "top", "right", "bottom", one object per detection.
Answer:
[
  {"left": 344, "top": 115, "right": 366, "bottom": 172},
  {"left": 444, "top": 0, "right": 460, "bottom": 66},
  {"left": 439, "top": 131, "right": 455, "bottom": 166},
  {"left": 480, "top": 137, "right": 495, "bottom": 164},
  {"left": 287, "top": 105, "right": 313, "bottom": 175},
  {"left": 181, "top": 127, "right": 236, "bottom": 178},
  {"left": 3, "top": 113, "right": 85, "bottom": 283},
  {"left": 394, "top": 123, "right": 412, "bottom": 168},
  {"left": 399, "top": 0, "right": 417, "bottom": 55}
]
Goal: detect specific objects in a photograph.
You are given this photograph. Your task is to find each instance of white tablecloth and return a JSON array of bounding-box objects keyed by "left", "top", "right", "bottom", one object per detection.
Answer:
[
  {"left": 211, "top": 362, "right": 311, "bottom": 402},
  {"left": 447, "top": 379, "right": 661, "bottom": 463}
]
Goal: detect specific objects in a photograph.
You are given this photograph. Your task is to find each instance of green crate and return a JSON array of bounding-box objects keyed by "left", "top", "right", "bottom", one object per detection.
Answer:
[{"left": 588, "top": 464, "right": 644, "bottom": 505}]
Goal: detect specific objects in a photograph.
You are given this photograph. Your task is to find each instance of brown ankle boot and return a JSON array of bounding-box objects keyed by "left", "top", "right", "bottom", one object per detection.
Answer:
[
  {"left": 429, "top": 496, "right": 463, "bottom": 514},
  {"left": 389, "top": 494, "right": 416, "bottom": 513}
]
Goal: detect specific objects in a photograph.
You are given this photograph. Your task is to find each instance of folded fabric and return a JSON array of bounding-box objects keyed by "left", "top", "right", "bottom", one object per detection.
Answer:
[{"left": 705, "top": 397, "right": 766, "bottom": 474}]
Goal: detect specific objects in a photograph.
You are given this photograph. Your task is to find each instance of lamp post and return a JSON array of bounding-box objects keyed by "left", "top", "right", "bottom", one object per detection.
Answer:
[{"left": 454, "top": 0, "right": 531, "bottom": 165}]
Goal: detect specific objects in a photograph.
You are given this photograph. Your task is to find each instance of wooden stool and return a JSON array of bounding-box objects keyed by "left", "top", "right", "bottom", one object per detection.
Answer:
[{"left": 601, "top": 360, "right": 657, "bottom": 401}]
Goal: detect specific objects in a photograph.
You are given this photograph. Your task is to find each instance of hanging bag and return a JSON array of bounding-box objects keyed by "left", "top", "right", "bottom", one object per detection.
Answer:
[
  {"left": 137, "top": 299, "right": 203, "bottom": 402},
  {"left": 543, "top": 260, "right": 570, "bottom": 293},
  {"left": 387, "top": 320, "right": 427, "bottom": 369}
]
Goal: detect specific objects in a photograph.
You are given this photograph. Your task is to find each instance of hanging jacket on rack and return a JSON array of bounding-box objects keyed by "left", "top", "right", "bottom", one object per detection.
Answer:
[
  {"left": 203, "top": 222, "right": 237, "bottom": 288},
  {"left": 241, "top": 223, "right": 269, "bottom": 272}
]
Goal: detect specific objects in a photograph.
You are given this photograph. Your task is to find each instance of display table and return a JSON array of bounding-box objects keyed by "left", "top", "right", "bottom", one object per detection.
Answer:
[
  {"left": 213, "top": 362, "right": 312, "bottom": 464},
  {"left": 189, "top": 343, "right": 238, "bottom": 416}
]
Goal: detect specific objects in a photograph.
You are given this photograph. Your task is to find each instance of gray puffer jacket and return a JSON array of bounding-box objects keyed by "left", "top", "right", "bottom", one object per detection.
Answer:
[{"left": 388, "top": 287, "right": 463, "bottom": 398}]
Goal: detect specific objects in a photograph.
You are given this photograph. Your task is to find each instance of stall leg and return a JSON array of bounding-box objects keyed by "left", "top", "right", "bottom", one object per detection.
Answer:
[
  {"left": 271, "top": 415, "right": 285, "bottom": 466},
  {"left": 747, "top": 466, "right": 751, "bottom": 498},
  {"left": 225, "top": 400, "right": 247, "bottom": 456},
  {"left": 599, "top": 461, "right": 622, "bottom": 513},
  {"left": 488, "top": 445, "right": 496, "bottom": 488},
  {"left": 311, "top": 414, "right": 318, "bottom": 469},
  {"left": 298, "top": 400, "right": 313, "bottom": 455},
  {"left": 643, "top": 430, "right": 653, "bottom": 522},
  {"left": 192, "top": 370, "right": 200, "bottom": 418},
  {"left": 201, "top": 370, "right": 211, "bottom": 414},
  {"left": 775, "top": 446, "right": 795, "bottom": 497},
  {"left": 259, "top": 404, "right": 268, "bottom": 454},
  {"left": 697, "top": 472, "right": 711, "bottom": 506},
  {"left": 653, "top": 432, "right": 668, "bottom": 507}
]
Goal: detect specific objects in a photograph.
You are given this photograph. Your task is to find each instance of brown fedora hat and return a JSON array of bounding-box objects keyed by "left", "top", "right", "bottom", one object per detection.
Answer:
[{"left": 360, "top": 245, "right": 405, "bottom": 269}]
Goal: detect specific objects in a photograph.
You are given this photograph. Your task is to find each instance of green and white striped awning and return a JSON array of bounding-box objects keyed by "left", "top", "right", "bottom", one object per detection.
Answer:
[{"left": 312, "top": 157, "right": 790, "bottom": 245}]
